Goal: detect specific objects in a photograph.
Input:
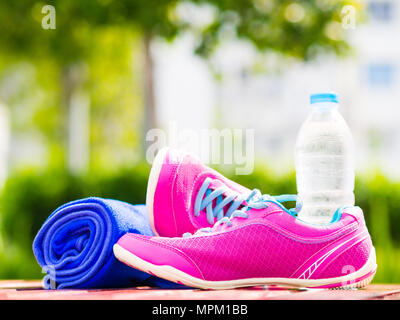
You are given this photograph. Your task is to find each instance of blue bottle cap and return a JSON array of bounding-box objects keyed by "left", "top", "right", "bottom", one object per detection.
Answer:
[{"left": 310, "top": 92, "right": 339, "bottom": 104}]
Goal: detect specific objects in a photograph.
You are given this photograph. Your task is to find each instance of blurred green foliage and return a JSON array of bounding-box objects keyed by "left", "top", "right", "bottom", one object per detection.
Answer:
[
  {"left": 0, "top": 26, "right": 145, "bottom": 171},
  {"left": 0, "top": 0, "right": 181, "bottom": 63},
  {"left": 0, "top": 1, "right": 363, "bottom": 160},
  {"left": 0, "top": 0, "right": 359, "bottom": 61},
  {"left": 0, "top": 164, "right": 399, "bottom": 283}
]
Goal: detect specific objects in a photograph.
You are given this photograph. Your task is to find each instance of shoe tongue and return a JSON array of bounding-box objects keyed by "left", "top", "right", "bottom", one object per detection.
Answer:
[{"left": 209, "top": 179, "right": 225, "bottom": 190}]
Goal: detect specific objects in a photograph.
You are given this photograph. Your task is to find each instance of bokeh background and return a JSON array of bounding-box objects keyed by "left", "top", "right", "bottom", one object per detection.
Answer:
[{"left": 0, "top": 0, "right": 399, "bottom": 283}]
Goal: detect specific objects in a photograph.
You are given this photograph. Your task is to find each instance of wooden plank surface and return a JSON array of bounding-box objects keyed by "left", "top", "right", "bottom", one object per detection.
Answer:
[{"left": 0, "top": 281, "right": 399, "bottom": 300}]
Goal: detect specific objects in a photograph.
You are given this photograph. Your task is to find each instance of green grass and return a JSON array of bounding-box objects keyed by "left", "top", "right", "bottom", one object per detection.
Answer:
[{"left": 373, "top": 246, "right": 400, "bottom": 284}]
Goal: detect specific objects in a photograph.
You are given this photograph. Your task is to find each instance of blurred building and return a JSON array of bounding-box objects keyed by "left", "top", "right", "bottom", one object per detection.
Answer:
[{"left": 155, "top": 0, "right": 400, "bottom": 177}]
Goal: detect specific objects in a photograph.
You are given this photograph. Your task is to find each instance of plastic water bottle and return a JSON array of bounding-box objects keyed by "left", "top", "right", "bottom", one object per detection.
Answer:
[{"left": 295, "top": 92, "right": 355, "bottom": 224}]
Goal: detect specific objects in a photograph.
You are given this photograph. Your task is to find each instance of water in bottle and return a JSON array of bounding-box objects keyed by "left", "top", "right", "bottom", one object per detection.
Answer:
[{"left": 295, "top": 92, "right": 355, "bottom": 224}]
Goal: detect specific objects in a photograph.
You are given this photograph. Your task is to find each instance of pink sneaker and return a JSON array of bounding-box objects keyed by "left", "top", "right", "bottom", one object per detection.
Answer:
[
  {"left": 114, "top": 197, "right": 377, "bottom": 289},
  {"left": 146, "top": 147, "right": 253, "bottom": 237}
]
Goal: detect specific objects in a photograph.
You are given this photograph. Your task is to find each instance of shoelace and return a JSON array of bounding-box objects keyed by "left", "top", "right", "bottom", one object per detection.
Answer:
[
  {"left": 184, "top": 191, "right": 302, "bottom": 238},
  {"left": 194, "top": 177, "right": 258, "bottom": 225}
]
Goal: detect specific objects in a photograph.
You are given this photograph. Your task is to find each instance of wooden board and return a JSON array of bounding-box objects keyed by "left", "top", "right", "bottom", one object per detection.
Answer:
[{"left": 0, "top": 281, "right": 399, "bottom": 300}]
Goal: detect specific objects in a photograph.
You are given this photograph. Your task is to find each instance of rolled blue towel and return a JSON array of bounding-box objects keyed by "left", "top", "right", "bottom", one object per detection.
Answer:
[{"left": 33, "top": 197, "right": 181, "bottom": 289}]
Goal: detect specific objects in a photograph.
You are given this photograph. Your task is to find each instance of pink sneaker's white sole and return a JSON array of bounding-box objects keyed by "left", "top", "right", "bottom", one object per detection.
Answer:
[
  {"left": 146, "top": 147, "right": 170, "bottom": 236},
  {"left": 113, "top": 244, "right": 377, "bottom": 290}
]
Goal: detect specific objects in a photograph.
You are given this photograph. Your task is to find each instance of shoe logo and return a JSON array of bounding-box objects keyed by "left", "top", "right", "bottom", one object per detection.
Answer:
[{"left": 298, "top": 231, "right": 368, "bottom": 280}]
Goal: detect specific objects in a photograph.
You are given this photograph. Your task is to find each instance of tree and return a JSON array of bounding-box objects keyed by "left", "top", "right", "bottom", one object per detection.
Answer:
[{"left": 0, "top": 0, "right": 358, "bottom": 167}]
